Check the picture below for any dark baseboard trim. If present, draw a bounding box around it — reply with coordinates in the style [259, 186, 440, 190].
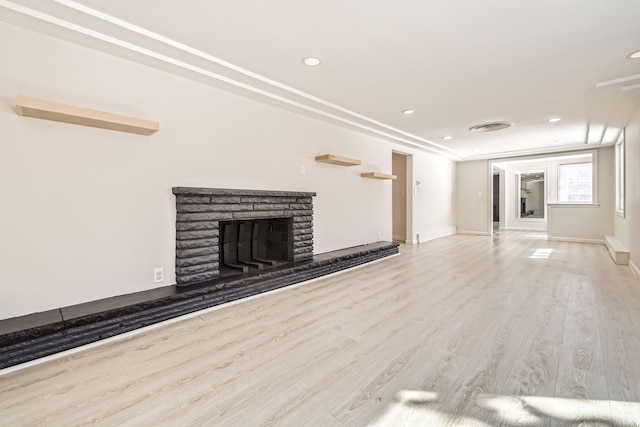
[0, 242, 398, 370]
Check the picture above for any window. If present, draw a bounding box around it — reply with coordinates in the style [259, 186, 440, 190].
[616, 132, 625, 216]
[558, 162, 592, 203]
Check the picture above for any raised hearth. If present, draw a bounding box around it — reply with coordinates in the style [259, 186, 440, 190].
[174, 187, 316, 285]
[0, 242, 399, 370]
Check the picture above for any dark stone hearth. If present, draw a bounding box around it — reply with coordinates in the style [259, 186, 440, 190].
[173, 187, 316, 286]
[0, 242, 399, 370]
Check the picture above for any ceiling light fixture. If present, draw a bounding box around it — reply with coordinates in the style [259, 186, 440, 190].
[548, 117, 562, 123]
[555, 139, 564, 143]
[302, 57, 321, 67]
[469, 121, 512, 132]
[441, 135, 452, 140]
[628, 50, 640, 59]
[402, 109, 415, 115]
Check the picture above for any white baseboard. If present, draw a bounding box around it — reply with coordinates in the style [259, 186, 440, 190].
[630, 260, 640, 281]
[406, 227, 456, 244]
[421, 227, 457, 241]
[457, 230, 490, 236]
[507, 226, 547, 232]
[548, 236, 606, 245]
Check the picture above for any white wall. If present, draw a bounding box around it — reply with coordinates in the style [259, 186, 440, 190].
[455, 160, 489, 235]
[547, 147, 614, 243]
[0, 22, 455, 319]
[616, 109, 640, 277]
[412, 151, 456, 242]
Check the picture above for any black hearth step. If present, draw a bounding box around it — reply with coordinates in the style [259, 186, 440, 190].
[0, 242, 399, 370]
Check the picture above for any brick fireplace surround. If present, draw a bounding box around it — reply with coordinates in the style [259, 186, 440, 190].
[173, 187, 316, 285]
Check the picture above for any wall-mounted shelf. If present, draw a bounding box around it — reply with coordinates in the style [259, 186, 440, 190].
[315, 154, 361, 166]
[15, 96, 159, 136]
[361, 172, 397, 180]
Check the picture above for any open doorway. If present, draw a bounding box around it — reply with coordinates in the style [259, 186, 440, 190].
[492, 166, 506, 234]
[392, 151, 413, 244]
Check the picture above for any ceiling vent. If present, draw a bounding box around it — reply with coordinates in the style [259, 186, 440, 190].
[469, 121, 512, 132]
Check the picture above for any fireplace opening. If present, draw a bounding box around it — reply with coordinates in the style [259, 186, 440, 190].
[220, 217, 294, 277]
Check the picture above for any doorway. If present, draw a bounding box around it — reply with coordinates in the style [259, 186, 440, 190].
[492, 166, 506, 233]
[392, 152, 408, 243]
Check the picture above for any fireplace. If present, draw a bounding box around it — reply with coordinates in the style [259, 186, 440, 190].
[219, 217, 293, 276]
[173, 187, 315, 285]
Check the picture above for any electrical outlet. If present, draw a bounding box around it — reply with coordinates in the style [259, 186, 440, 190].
[376, 231, 381, 240]
[300, 165, 306, 176]
[153, 267, 164, 283]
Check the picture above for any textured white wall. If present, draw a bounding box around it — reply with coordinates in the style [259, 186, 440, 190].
[0, 22, 455, 319]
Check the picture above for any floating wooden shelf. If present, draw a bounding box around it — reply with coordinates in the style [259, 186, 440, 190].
[361, 172, 397, 180]
[314, 154, 361, 166]
[15, 96, 159, 136]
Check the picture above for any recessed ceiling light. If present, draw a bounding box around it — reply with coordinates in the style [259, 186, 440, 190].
[402, 109, 415, 115]
[628, 50, 640, 59]
[548, 117, 562, 123]
[555, 139, 564, 143]
[441, 135, 452, 140]
[302, 57, 321, 66]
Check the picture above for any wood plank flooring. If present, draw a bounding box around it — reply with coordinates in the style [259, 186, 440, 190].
[1, 231, 640, 426]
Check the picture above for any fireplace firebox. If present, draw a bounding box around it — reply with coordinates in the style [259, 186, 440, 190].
[219, 218, 293, 276]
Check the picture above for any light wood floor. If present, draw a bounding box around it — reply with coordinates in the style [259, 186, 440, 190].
[2, 231, 640, 426]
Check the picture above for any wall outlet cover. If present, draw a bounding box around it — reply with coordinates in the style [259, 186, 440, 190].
[153, 267, 164, 283]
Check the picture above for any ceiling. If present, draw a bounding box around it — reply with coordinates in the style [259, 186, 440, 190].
[1, 0, 639, 160]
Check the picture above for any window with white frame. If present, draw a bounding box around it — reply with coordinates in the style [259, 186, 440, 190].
[616, 132, 625, 216]
[558, 162, 593, 203]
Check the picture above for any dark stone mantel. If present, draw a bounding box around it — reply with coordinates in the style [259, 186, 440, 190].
[173, 187, 316, 197]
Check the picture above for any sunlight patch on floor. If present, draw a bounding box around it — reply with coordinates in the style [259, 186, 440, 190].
[370, 390, 640, 426]
[525, 234, 547, 239]
[530, 248, 553, 259]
